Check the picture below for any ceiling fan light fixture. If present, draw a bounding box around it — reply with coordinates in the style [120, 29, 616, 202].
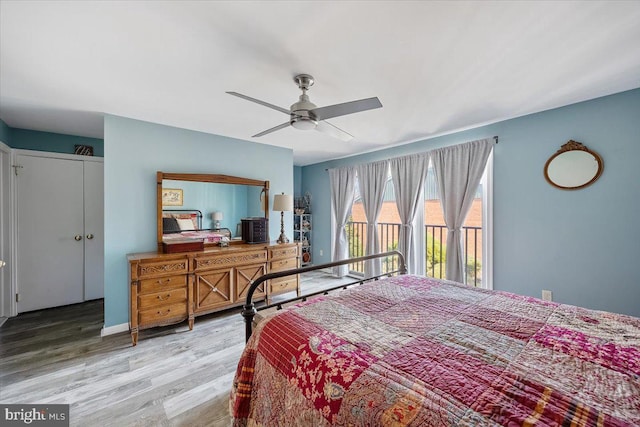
[290, 116, 317, 131]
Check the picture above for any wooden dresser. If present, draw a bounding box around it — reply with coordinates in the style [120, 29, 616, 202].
[128, 242, 300, 345]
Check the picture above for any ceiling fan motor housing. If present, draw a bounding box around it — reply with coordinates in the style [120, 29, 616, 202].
[290, 93, 318, 130]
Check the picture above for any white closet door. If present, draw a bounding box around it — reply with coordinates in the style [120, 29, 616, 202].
[0, 143, 11, 317]
[17, 154, 84, 312]
[84, 161, 104, 300]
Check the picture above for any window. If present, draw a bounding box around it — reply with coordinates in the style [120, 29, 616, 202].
[345, 151, 493, 288]
[347, 169, 399, 275]
[424, 153, 493, 288]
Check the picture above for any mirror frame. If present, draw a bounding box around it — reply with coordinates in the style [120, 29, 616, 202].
[544, 140, 603, 190]
[157, 171, 269, 251]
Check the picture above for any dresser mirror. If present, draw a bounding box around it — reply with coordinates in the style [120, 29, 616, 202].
[156, 172, 269, 251]
[544, 140, 603, 190]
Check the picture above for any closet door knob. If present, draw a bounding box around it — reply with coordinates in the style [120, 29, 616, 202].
[74, 235, 83, 241]
[86, 234, 94, 240]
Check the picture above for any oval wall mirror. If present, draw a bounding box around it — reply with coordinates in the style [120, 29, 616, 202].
[544, 140, 603, 190]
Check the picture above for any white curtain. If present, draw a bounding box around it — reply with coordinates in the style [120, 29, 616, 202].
[432, 139, 493, 283]
[390, 153, 429, 274]
[329, 166, 357, 277]
[356, 160, 389, 278]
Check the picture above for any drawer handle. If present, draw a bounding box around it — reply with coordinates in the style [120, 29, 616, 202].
[156, 278, 171, 285]
[157, 308, 171, 316]
[157, 294, 171, 301]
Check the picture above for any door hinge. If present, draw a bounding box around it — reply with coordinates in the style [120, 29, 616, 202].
[15, 293, 20, 302]
[12, 164, 24, 176]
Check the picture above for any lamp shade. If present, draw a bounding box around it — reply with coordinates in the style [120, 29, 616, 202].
[212, 211, 223, 221]
[273, 193, 293, 212]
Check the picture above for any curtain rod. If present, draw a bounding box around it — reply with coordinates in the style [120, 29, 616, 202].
[324, 136, 499, 171]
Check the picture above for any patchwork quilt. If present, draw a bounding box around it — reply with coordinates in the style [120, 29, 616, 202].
[230, 275, 640, 426]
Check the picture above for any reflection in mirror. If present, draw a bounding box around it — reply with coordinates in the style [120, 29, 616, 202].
[162, 180, 264, 230]
[544, 140, 603, 190]
[157, 172, 269, 251]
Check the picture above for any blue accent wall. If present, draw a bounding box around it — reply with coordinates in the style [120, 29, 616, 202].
[301, 88, 640, 317]
[0, 119, 11, 144]
[293, 166, 302, 197]
[10, 128, 104, 156]
[103, 115, 294, 327]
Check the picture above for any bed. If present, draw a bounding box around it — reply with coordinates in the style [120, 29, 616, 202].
[230, 251, 640, 426]
[162, 209, 231, 243]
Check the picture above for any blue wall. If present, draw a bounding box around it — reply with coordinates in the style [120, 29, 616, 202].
[294, 166, 302, 198]
[10, 128, 104, 156]
[0, 119, 11, 144]
[301, 88, 640, 317]
[104, 115, 294, 327]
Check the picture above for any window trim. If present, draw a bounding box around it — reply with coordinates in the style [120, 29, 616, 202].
[481, 150, 494, 290]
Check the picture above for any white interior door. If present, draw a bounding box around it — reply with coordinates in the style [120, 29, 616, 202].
[83, 161, 104, 300]
[17, 154, 84, 312]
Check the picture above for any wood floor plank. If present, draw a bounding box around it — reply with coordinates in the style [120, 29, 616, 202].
[163, 371, 236, 420]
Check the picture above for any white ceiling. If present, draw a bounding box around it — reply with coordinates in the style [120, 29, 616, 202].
[1, 1, 639, 166]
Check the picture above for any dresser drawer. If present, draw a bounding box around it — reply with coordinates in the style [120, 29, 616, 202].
[139, 275, 187, 294]
[269, 245, 298, 260]
[270, 257, 298, 272]
[269, 276, 298, 295]
[136, 259, 188, 279]
[138, 288, 187, 309]
[194, 250, 267, 271]
[139, 302, 187, 326]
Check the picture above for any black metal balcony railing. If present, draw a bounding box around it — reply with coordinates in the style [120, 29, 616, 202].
[345, 221, 482, 287]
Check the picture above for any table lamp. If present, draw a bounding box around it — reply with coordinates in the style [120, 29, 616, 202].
[273, 193, 293, 244]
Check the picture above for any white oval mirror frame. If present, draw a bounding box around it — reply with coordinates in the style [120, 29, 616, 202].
[544, 140, 603, 190]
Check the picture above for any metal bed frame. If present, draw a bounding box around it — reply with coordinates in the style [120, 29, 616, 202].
[242, 250, 406, 342]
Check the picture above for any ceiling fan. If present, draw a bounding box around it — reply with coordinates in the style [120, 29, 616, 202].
[227, 74, 382, 142]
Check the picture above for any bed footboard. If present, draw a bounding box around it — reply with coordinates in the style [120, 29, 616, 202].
[241, 250, 406, 341]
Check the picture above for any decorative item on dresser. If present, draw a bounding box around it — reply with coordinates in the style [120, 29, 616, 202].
[241, 217, 268, 244]
[273, 192, 293, 244]
[129, 242, 300, 346]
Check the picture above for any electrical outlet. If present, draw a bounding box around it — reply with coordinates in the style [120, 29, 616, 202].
[319, 249, 323, 256]
[541, 290, 553, 301]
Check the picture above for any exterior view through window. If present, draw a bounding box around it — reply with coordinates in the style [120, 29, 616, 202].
[346, 158, 491, 288]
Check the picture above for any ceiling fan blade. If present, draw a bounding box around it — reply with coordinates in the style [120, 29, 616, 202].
[226, 91, 290, 115]
[315, 120, 354, 142]
[310, 97, 382, 121]
[252, 122, 290, 138]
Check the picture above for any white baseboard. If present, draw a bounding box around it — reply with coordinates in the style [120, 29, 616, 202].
[101, 322, 129, 337]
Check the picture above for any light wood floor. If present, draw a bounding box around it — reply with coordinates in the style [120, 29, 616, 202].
[0, 271, 354, 426]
